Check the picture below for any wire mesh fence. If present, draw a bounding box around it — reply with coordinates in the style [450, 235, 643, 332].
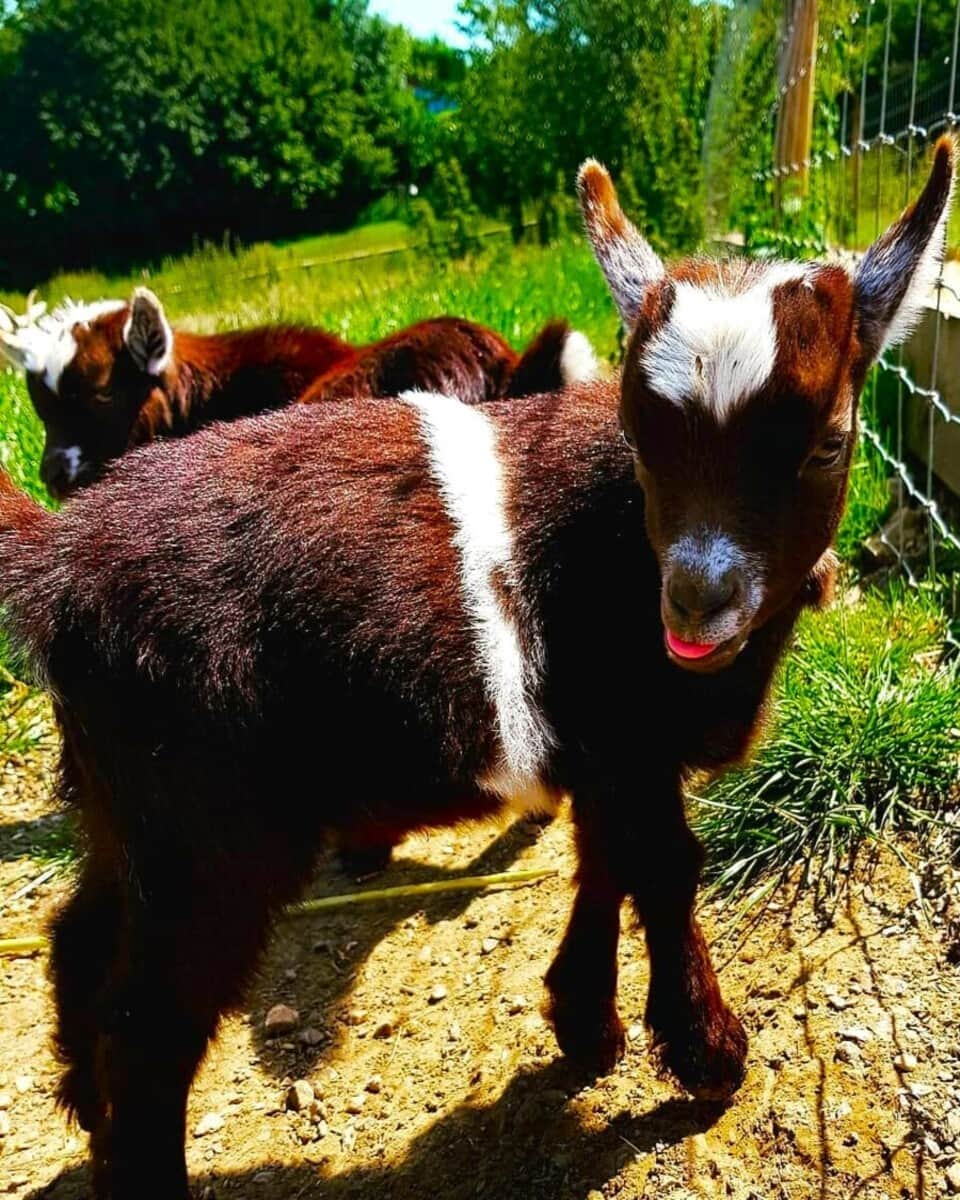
[704, 0, 960, 598]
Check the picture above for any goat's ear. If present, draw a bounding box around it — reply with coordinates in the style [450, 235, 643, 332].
[0, 331, 40, 374]
[123, 287, 173, 375]
[576, 159, 665, 326]
[854, 136, 956, 363]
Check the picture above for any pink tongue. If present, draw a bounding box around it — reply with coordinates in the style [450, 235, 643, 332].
[665, 630, 718, 660]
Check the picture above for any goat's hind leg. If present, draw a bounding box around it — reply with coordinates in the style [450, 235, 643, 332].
[49, 863, 121, 1136]
[97, 852, 297, 1200]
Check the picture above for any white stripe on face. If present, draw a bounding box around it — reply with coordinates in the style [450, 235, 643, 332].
[61, 446, 83, 483]
[44, 300, 127, 394]
[641, 263, 812, 418]
[402, 390, 554, 802]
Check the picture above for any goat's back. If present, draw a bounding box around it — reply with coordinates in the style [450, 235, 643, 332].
[7, 384, 633, 834]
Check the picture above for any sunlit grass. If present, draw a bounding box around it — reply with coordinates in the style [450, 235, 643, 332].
[694, 584, 959, 892]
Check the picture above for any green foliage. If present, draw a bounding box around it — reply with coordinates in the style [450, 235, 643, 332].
[454, 0, 723, 255]
[0, 0, 737, 279]
[835, 435, 892, 563]
[0, 0, 438, 278]
[693, 586, 960, 892]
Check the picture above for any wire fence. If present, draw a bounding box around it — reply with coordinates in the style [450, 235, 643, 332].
[708, 0, 960, 596]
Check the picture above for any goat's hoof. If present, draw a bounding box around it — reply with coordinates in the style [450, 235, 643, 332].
[651, 1005, 748, 1101]
[549, 995, 625, 1073]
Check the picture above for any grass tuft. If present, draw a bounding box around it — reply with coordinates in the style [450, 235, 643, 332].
[694, 585, 960, 892]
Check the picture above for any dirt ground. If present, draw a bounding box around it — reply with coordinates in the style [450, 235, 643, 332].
[3, 740, 960, 1200]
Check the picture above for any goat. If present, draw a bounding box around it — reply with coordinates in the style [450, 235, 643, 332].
[0, 138, 952, 1199]
[0, 293, 596, 499]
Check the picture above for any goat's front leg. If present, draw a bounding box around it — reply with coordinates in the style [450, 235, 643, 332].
[546, 781, 746, 1098]
[631, 789, 747, 1100]
[545, 801, 626, 1071]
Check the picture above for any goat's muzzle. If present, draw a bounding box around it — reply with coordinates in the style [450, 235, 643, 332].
[660, 535, 758, 672]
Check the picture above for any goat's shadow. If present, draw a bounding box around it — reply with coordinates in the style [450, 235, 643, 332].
[34, 1058, 727, 1199]
[248, 815, 549, 1079]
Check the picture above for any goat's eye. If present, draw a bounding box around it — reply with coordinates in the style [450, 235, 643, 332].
[806, 435, 846, 469]
[620, 423, 638, 454]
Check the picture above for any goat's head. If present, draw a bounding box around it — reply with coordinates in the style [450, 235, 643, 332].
[578, 137, 955, 674]
[0, 287, 174, 499]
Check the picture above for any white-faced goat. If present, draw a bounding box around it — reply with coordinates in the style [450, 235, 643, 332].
[0, 138, 953, 1199]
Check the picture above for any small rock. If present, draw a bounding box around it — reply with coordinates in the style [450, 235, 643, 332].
[894, 1052, 918, 1072]
[0, 1094, 10, 1111]
[366, 1075, 382, 1094]
[13, 1076, 31, 1095]
[417, 945, 433, 965]
[373, 1017, 395, 1039]
[947, 1108, 960, 1138]
[428, 985, 447, 1004]
[307, 1100, 327, 1125]
[507, 996, 526, 1015]
[341, 1123, 357, 1152]
[481, 938, 498, 955]
[946, 1163, 960, 1193]
[193, 1112, 224, 1138]
[828, 995, 851, 1011]
[909, 1082, 933, 1098]
[837, 1026, 873, 1044]
[0, 1112, 10, 1138]
[252, 1173, 275, 1186]
[346, 1093, 366, 1115]
[343, 1008, 367, 1027]
[836, 1042, 862, 1065]
[299, 1027, 325, 1047]
[925, 1137, 942, 1157]
[264, 1004, 299, 1038]
[448, 1022, 462, 1042]
[286, 1080, 314, 1112]
[627, 1023, 644, 1042]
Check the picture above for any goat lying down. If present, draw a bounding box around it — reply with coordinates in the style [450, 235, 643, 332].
[0, 294, 596, 499]
[0, 139, 953, 1198]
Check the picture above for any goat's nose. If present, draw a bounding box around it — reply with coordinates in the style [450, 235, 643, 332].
[665, 565, 741, 621]
[42, 452, 78, 499]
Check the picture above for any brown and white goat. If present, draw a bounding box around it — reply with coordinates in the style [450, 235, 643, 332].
[0, 293, 596, 499]
[0, 138, 952, 1199]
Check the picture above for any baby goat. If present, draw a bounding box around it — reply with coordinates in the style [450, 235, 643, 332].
[0, 139, 952, 1199]
[0, 293, 595, 498]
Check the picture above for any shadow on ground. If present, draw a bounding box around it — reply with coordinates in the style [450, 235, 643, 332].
[247, 816, 550, 1081]
[33, 1058, 726, 1200]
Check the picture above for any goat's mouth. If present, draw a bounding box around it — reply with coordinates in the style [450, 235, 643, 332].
[663, 628, 748, 673]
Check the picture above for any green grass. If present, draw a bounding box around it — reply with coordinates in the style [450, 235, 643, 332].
[836, 435, 892, 564]
[693, 585, 959, 892]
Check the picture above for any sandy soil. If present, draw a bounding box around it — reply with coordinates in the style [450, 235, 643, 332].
[3, 740, 960, 1200]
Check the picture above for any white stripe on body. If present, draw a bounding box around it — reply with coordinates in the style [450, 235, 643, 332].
[402, 390, 557, 816]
